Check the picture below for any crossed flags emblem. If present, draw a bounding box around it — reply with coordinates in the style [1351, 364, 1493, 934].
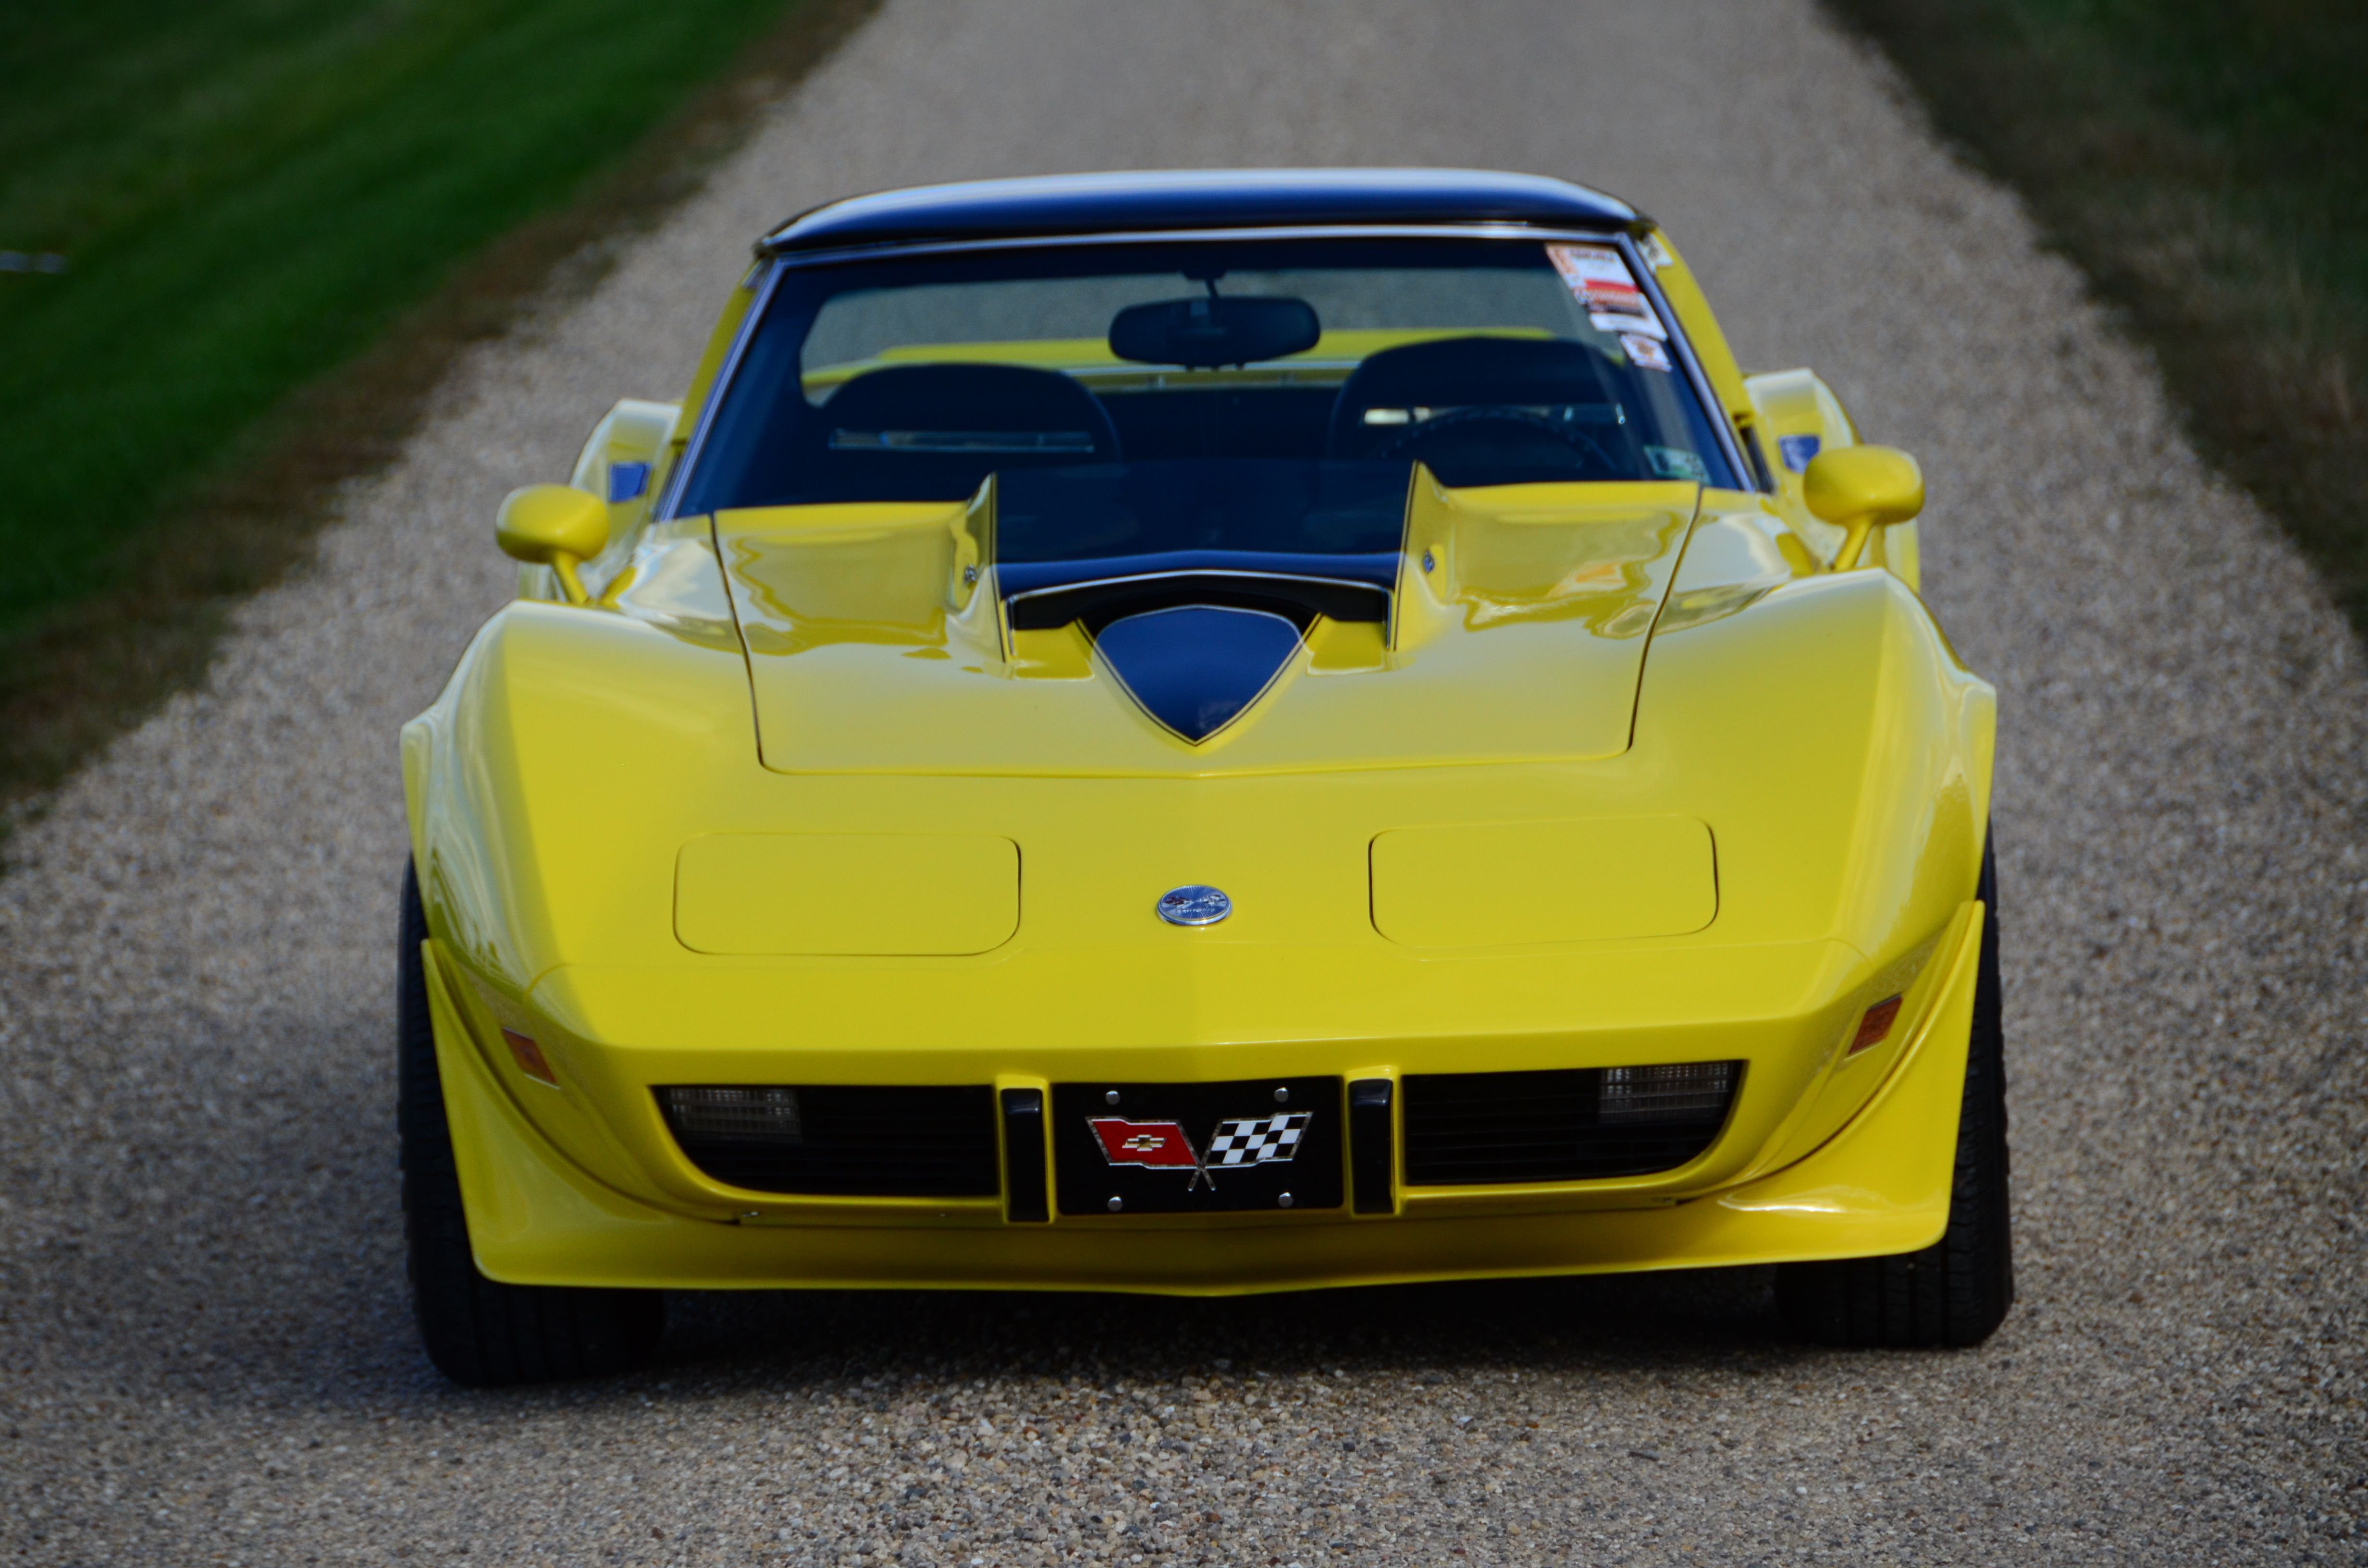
[1089, 1113, 1310, 1190]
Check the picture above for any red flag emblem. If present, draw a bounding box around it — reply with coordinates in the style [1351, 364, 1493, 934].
[1088, 1117, 1199, 1168]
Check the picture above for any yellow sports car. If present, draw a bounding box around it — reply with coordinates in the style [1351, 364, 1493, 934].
[398, 170, 2008, 1385]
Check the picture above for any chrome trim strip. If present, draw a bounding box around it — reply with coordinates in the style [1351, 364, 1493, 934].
[656, 258, 785, 522]
[1612, 231, 1755, 493]
[760, 222, 1634, 268]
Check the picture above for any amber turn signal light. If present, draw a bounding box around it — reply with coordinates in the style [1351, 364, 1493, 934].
[1849, 996, 1904, 1054]
[501, 1028, 558, 1085]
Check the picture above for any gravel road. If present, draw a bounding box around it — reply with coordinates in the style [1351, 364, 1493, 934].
[4, 2, 2363, 1563]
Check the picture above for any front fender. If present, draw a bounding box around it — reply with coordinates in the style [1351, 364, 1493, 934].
[1637, 568, 1994, 1171]
[1642, 566, 1992, 959]
[403, 600, 759, 997]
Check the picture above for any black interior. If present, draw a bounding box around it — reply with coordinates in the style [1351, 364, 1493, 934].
[741, 335, 1666, 507]
[1327, 335, 1636, 484]
[793, 362, 1122, 502]
[1098, 385, 1336, 462]
[995, 461, 1408, 563]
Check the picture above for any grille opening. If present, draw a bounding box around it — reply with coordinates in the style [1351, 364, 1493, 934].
[1403, 1062, 1740, 1185]
[657, 1084, 997, 1197]
[1599, 1062, 1737, 1123]
[664, 1086, 802, 1140]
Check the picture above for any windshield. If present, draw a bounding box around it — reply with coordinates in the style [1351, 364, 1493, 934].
[676, 236, 1740, 564]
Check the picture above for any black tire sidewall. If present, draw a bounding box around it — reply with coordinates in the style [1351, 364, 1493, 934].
[396, 860, 663, 1385]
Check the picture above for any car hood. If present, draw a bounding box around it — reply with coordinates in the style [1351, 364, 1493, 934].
[712, 473, 1704, 776]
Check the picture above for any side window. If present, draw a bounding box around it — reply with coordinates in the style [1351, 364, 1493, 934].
[1733, 416, 1778, 493]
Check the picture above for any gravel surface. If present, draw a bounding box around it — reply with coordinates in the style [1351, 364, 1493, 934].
[3, 2, 2363, 1563]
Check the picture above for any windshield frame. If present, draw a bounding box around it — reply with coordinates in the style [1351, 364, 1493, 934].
[655, 225, 1751, 523]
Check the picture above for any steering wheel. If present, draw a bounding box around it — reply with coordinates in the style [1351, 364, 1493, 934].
[1366, 406, 1619, 478]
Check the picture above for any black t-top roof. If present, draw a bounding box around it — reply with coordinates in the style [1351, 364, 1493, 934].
[758, 169, 1642, 255]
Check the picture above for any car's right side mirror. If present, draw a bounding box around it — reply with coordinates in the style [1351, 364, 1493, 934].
[1802, 445, 1924, 571]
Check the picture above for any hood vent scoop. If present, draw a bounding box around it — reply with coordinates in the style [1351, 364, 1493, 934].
[1094, 605, 1303, 743]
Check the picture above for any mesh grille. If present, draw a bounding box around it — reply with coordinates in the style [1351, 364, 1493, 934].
[1402, 1063, 1740, 1185]
[657, 1084, 998, 1197]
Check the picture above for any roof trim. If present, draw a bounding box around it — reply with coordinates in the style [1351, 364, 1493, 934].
[763, 223, 1644, 270]
[758, 169, 1644, 256]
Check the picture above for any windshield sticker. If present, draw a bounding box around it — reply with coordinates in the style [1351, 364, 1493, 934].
[1620, 332, 1672, 372]
[1645, 445, 1711, 482]
[1638, 232, 1676, 270]
[1547, 243, 1666, 339]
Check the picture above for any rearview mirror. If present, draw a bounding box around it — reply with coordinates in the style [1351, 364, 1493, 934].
[1802, 445, 1923, 570]
[496, 484, 608, 604]
[1109, 295, 1321, 369]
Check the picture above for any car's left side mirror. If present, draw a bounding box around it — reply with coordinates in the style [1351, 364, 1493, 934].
[496, 484, 609, 605]
[1802, 445, 1924, 571]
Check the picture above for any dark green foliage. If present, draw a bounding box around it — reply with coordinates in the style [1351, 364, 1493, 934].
[0, 0, 794, 632]
[1830, 0, 2368, 632]
[0, 1, 876, 824]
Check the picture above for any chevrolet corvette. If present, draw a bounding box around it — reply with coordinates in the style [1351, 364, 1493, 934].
[396, 170, 2009, 1385]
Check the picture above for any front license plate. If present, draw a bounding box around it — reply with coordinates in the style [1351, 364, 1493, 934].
[1053, 1077, 1344, 1215]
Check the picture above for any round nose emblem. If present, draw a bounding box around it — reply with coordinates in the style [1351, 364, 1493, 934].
[1156, 884, 1232, 927]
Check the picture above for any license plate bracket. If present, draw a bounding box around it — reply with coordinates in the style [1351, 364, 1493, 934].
[1053, 1077, 1344, 1214]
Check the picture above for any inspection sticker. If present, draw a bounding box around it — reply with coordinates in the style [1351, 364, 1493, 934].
[1546, 242, 1665, 338]
[1620, 332, 1672, 372]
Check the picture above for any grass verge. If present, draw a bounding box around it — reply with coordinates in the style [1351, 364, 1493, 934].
[0, 0, 876, 822]
[1827, 0, 2368, 635]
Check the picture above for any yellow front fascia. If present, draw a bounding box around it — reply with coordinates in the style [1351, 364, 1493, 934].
[425, 906, 1982, 1291]
[403, 556, 1992, 1277]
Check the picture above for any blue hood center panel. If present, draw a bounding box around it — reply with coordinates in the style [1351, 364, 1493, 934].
[1094, 606, 1305, 743]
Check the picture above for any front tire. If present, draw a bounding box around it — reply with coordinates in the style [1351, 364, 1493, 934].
[398, 861, 664, 1385]
[1776, 836, 2014, 1348]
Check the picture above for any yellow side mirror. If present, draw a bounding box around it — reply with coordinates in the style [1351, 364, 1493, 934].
[1802, 445, 1924, 571]
[496, 484, 608, 605]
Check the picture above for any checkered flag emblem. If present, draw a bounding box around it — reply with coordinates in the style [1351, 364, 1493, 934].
[1202, 1113, 1311, 1167]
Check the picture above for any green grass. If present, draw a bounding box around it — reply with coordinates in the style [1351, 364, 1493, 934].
[1828, 0, 2368, 634]
[0, 0, 865, 811]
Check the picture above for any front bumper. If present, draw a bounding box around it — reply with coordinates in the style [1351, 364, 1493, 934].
[421, 907, 1984, 1294]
